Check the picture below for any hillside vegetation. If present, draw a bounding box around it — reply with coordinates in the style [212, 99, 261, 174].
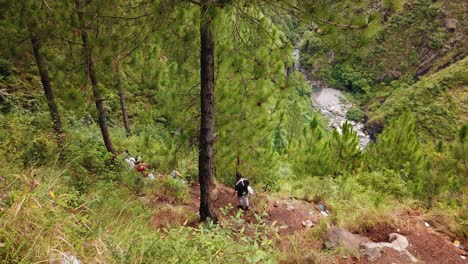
[0, 0, 466, 263]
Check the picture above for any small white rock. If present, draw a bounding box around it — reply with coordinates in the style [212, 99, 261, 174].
[301, 219, 314, 228]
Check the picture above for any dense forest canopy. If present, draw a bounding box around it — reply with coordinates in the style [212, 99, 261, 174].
[0, 0, 466, 263]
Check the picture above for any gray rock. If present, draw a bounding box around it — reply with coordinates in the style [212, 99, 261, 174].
[286, 204, 295, 211]
[60, 252, 81, 264]
[324, 227, 370, 251]
[302, 219, 314, 228]
[360, 246, 382, 262]
[389, 233, 409, 250]
[360, 233, 418, 263]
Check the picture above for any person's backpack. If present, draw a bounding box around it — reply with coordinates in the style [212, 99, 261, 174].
[248, 185, 254, 195]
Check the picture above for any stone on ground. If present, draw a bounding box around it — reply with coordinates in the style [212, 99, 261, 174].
[324, 227, 370, 251]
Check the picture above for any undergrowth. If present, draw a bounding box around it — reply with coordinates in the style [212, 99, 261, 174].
[0, 165, 277, 263]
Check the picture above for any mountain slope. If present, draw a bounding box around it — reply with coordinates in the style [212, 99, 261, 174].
[367, 57, 467, 141]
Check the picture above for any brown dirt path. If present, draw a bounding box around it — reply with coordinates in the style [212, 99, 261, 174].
[186, 183, 324, 235]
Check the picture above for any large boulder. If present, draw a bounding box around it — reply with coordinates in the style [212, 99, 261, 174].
[324, 227, 370, 251]
[360, 233, 418, 263]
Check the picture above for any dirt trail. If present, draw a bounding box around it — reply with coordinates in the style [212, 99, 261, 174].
[187, 183, 325, 235]
[150, 183, 467, 263]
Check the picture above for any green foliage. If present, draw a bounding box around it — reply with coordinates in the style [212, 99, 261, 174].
[0, 58, 14, 77]
[451, 124, 468, 177]
[366, 112, 423, 179]
[0, 167, 276, 263]
[346, 107, 365, 122]
[331, 64, 372, 93]
[157, 177, 190, 203]
[290, 117, 332, 177]
[368, 58, 468, 141]
[356, 169, 409, 198]
[329, 122, 361, 173]
[0, 1, 466, 262]
[0, 112, 56, 167]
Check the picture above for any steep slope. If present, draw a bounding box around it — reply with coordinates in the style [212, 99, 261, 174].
[367, 58, 467, 141]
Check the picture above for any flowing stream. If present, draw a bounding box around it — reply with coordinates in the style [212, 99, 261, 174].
[294, 48, 371, 148]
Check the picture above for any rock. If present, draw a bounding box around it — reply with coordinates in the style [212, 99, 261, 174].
[302, 219, 314, 228]
[360, 233, 418, 263]
[273, 201, 279, 207]
[424, 221, 430, 227]
[360, 246, 382, 262]
[389, 233, 409, 250]
[324, 227, 370, 251]
[60, 252, 81, 264]
[286, 204, 295, 211]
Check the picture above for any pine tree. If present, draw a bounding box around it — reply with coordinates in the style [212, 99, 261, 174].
[114, 57, 131, 137]
[198, 0, 218, 222]
[290, 117, 332, 177]
[2, 1, 64, 145]
[74, 0, 116, 154]
[329, 121, 361, 174]
[366, 112, 424, 179]
[452, 124, 468, 178]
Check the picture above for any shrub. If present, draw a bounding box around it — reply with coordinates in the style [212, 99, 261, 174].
[331, 64, 372, 93]
[356, 170, 409, 198]
[346, 107, 365, 122]
[0, 58, 14, 77]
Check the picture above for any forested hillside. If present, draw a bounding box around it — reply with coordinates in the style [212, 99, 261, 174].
[0, 0, 466, 263]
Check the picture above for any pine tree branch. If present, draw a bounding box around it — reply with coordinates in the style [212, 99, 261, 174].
[98, 14, 151, 20]
[185, 0, 201, 6]
[47, 33, 83, 46]
[315, 16, 369, 30]
[42, 0, 53, 12]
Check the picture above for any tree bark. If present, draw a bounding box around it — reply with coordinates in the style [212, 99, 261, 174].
[114, 58, 131, 137]
[30, 34, 64, 145]
[198, 0, 218, 223]
[75, 0, 116, 154]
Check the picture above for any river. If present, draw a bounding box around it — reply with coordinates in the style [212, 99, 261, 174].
[294, 48, 371, 148]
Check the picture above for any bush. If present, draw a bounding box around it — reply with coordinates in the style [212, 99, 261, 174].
[331, 64, 372, 93]
[0, 58, 14, 77]
[346, 107, 365, 122]
[356, 170, 409, 198]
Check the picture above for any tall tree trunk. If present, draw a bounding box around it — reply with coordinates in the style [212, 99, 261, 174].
[198, 0, 218, 222]
[30, 34, 64, 145]
[75, 0, 116, 154]
[114, 58, 131, 137]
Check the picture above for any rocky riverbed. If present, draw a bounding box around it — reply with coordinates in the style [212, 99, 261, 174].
[294, 48, 371, 148]
[310, 83, 371, 148]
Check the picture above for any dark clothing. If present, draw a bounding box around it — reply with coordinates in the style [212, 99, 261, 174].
[235, 178, 250, 197]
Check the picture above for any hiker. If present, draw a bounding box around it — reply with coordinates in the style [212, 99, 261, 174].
[134, 160, 147, 172]
[125, 157, 136, 169]
[233, 173, 250, 210]
[124, 149, 136, 169]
